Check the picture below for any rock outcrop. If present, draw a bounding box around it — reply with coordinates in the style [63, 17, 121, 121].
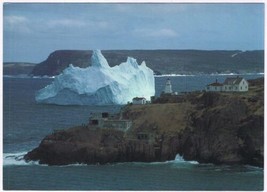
[31, 50, 91, 76]
[24, 127, 166, 165]
[24, 78, 264, 167]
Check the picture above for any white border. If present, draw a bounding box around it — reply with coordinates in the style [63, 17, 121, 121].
[1, 1, 265, 192]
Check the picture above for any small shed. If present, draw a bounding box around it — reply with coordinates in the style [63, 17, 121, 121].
[132, 97, 146, 105]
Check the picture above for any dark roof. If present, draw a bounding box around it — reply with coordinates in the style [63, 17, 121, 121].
[223, 77, 244, 85]
[133, 97, 146, 101]
[207, 82, 223, 86]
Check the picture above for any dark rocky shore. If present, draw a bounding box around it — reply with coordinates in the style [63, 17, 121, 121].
[24, 78, 264, 167]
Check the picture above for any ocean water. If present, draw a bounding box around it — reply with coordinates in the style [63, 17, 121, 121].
[3, 74, 264, 190]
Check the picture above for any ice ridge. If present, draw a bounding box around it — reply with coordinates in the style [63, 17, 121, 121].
[35, 50, 155, 105]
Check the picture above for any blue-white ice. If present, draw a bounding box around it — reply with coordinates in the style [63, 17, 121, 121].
[35, 50, 155, 105]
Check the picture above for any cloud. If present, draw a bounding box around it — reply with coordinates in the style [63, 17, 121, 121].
[47, 19, 86, 28]
[133, 28, 178, 38]
[4, 15, 31, 33]
[46, 18, 110, 32]
[4, 15, 28, 24]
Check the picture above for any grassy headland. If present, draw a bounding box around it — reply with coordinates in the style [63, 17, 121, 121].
[25, 78, 264, 167]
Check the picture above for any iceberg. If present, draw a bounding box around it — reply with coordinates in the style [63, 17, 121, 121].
[35, 50, 155, 105]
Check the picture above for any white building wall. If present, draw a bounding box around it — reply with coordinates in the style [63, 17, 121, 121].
[133, 99, 146, 105]
[238, 79, 249, 92]
[223, 85, 233, 92]
[223, 79, 248, 92]
[206, 86, 222, 92]
[207, 78, 248, 92]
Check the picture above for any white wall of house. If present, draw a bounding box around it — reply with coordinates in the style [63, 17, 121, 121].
[132, 98, 146, 105]
[223, 85, 234, 92]
[206, 85, 223, 92]
[223, 79, 248, 92]
[238, 79, 249, 92]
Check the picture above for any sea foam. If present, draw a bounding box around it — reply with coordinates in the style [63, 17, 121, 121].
[3, 152, 39, 166]
[173, 154, 199, 164]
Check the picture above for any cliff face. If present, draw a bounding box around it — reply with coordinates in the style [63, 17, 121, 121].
[181, 93, 263, 166]
[31, 50, 91, 76]
[25, 78, 264, 167]
[24, 127, 166, 165]
[181, 78, 263, 167]
[30, 50, 264, 76]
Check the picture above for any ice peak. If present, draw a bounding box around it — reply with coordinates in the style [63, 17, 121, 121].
[127, 57, 139, 68]
[141, 61, 147, 67]
[91, 50, 110, 68]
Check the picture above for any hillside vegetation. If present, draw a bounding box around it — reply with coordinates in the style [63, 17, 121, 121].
[30, 50, 264, 76]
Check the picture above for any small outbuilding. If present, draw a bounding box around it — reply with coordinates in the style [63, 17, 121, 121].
[206, 79, 223, 92]
[132, 97, 146, 105]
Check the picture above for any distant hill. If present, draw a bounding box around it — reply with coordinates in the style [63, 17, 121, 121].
[3, 62, 36, 75]
[24, 50, 265, 76]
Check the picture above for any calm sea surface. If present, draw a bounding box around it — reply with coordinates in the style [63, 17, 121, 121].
[3, 74, 264, 190]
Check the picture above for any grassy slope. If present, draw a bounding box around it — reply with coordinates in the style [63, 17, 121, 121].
[124, 78, 263, 138]
[123, 102, 193, 138]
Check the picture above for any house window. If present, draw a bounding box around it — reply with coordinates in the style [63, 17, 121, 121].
[245, 86, 247, 89]
[91, 120, 99, 125]
[207, 87, 210, 90]
[215, 87, 217, 90]
[102, 112, 109, 118]
[138, 134, 148, 140]
[241, 87, 242, 90]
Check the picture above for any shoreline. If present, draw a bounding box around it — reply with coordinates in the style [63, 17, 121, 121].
[3, 72, 265, 79]
[4, 150, 265, 169]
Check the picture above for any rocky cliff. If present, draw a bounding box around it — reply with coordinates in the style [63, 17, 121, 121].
[24, 78, 264, 167]
[30, 50, 91, 76]
[30, 50, 264, 76]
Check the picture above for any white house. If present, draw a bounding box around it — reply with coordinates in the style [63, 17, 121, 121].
[132, 97, 146, 105]
[206, 76, 249, 92]
[206, 79, 223, 92]
[223, 77, 249, 92]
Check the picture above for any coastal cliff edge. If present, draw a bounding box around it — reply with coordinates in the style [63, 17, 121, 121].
[24, 78, 264, 167]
